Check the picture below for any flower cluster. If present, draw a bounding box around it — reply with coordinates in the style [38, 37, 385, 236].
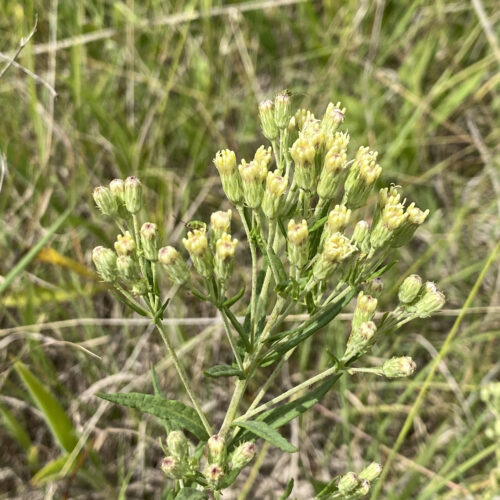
[91, 90, 445, 498]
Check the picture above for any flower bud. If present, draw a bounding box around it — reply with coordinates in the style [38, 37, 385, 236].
[352, 291, 377, 331]
[359, 462, 382, 482]
[356, 478, 371, 496]
[231, 441, 256, 470]
[158, 246, 190, 285]
[166, 430, 189, 461]
[109, 178, 125, 202]
[370, 201, 407, 249]
[287, 219, 309, 270]
[182, 228, 212, 278]
[160, 456, 185, 479]
[239, 159, 265, 208]
[398, 274, 422, 304]
[344, 320, 377, 360]
[214, 233, 238, 282]
[114, 231, 136, 256]
[321, 101, 345, 135]
[352, 220, 370, 254]
[203, 463, 224, 485]
[409, 281, 445, 317]
[253, 145, 272, 174]
[312, 232, 356, 280]
[116, 255, 141, 283]
[207, 434, 226, 465]
[301, 118, 325, 149]
[391, 202, 429, 247]
[93, 186, 118, 216]
[321, 205, 351, 249]
[92, 246, 117, 282]
[124, 176, 143, 214]
[210, 209, 232, 243]
[317, 149, 347, 200]
[364, 278, 384, 298]
[294, 108, 314, 131]
[140, 222, 159, 261]
[214, 149, 244, 204]
[262, 171, 288, 218]
[290, 136, 316, 191]
[382, 356, 416, 378]
[259, 99, 279, 140]
[274, 90, 292, 129]
[338, 472, 359, 495]
[344, 147, 381, 209]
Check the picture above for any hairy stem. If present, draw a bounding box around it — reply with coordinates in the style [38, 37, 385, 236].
[154, 319, 212, 436]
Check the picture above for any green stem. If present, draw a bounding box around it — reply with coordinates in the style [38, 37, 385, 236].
[154, 319, 212, 436]
[237, 206, 258, 347]
[220, 310, 244, 371]
[218, 297, 288, 438]
[235, 364, 339, 422]
[132, 214, 155, 305]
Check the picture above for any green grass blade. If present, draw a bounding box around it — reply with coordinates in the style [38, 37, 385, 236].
[14, 361, 79, 454]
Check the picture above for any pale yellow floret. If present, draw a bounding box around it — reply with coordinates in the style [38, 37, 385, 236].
[183, 228, 208, 257]
[216, 233, 238, 260]
[287, 219, 308, 246]
[214, 149, 237, 174]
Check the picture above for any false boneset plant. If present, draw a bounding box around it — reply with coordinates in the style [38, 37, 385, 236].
[91, 91, 445, 499]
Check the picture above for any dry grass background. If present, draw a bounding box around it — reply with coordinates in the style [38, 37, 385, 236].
[0, 0, 499, 498]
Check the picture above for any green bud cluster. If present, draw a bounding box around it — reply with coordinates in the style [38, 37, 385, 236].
[333, 462, 381, 499]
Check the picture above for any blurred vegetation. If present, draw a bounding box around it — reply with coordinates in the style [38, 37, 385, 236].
[0, 0, 499, 498]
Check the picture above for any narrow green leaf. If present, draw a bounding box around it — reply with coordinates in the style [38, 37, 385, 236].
[0, 402, 31, 451]
[266, 246, 288, 287]
[151, 365, 171, 434]
[233, 420, 297, 453]
[278, 478, 294, 499]
[222, 285, 245, 307]
[97, 392, 209, 441]
[31, 454, 72, 485]
[0, 210, 70, 295]
[260, 376, 340, 430]
[203, 365, 242, 379]
[174, 487, 208, 500]
[14, 361, 78, 453]
[231, 376, 340, 450]
[223, 307, 251, 351]
[262, 290, 355, 366]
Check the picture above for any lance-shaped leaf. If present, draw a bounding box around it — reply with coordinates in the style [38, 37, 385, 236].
[232, 420, 297, 453]
[204, 365, 243, 379]
[261, 289, 356, 366]
[98, 393, 209, 441]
